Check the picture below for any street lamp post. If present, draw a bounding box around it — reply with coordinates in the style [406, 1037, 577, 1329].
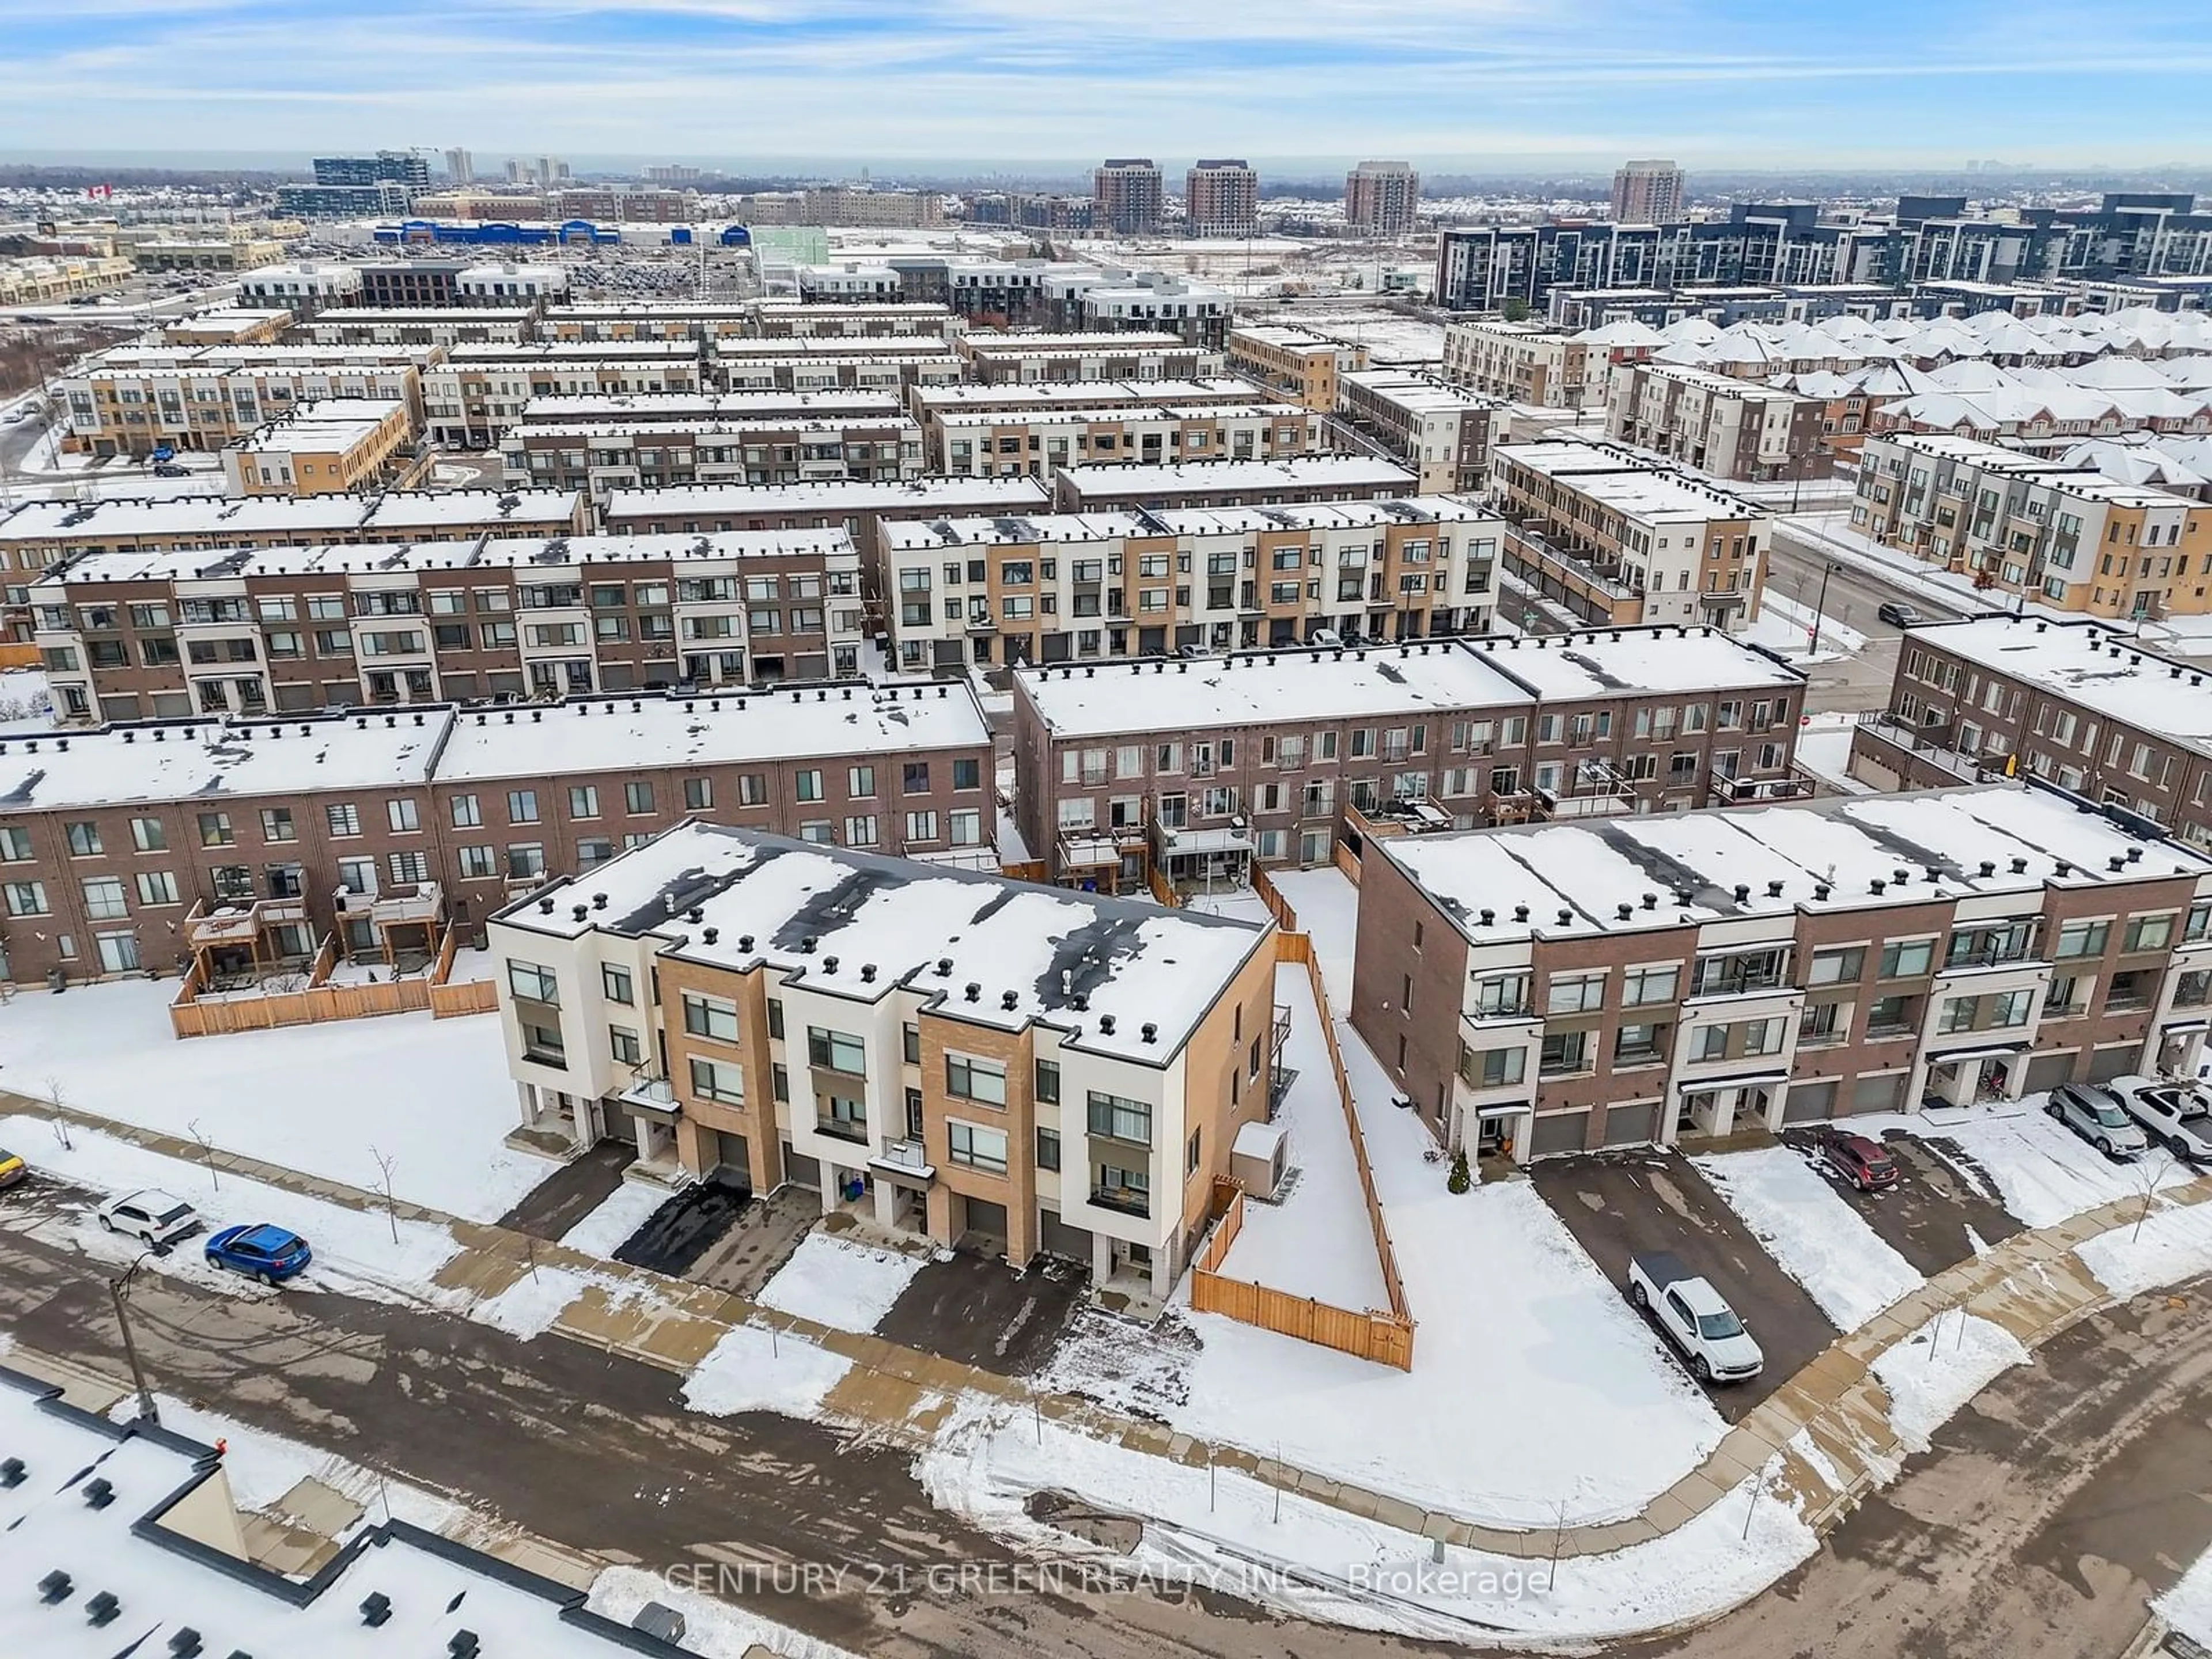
[110, 1252, 160, 1425]
[1808, 560, 1843, 657]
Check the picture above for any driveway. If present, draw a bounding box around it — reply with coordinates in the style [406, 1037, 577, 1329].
[1780, 1126, 2024, 1278]
[875, 1249, 1089, 1376]
[1529, 1150, 1838, 1419]
[493, 1141, 629, 1241]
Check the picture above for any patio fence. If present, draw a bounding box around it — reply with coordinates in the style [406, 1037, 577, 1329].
[169, 923, 495, 1037]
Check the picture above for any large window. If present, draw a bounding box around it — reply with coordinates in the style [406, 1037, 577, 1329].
[2124, 913, 2175, 954]
[807, 1026, 866, 1075]
[506, 960, 559, 1005]
[1546, 972, 1605, 1015]
[601, 963, 634, 1005]
[1620, 965, 1679, 1006]
[1877, 938, 1935, 979]
[1086, 1090, 1152, 1145]
[945, 1053, 1007, 1105]
[689, 1056, 745, 1105]
[2054, 920, 2109, 958]
[682, 992, 738, 1043]
[1808, 946, 1865, 985]
[948, 1120, 1009, 1175]
[1093, 1164, 1149, 1215]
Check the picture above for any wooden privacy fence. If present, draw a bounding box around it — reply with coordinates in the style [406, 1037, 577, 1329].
[170, 924, 496, 1037]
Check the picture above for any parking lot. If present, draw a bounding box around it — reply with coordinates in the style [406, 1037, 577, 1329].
[1781, 1127, 2025, 1278]
[1529, 1149, 1838, 1418]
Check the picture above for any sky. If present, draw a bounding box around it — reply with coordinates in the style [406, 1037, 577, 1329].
[1, 0, 2209, 173]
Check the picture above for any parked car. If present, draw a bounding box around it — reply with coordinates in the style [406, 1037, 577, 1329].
[0, 1148, 25, 1190]
[150, 463, 189, 478]
[2047, 1082, 2151, 1160]
[1627, 1251, 1764, 1382]
[204, 1223, 312, 1283]
[97, 1190, 200, 1248]
[1877, 601, 1923, 628]
[1810, 1128, 1902, 1191]
[2106, 1075, 2212, 1164]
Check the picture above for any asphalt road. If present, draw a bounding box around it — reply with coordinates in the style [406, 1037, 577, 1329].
[1764, 522, 1972, 715]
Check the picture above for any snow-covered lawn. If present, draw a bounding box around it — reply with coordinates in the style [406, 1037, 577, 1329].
[2076, 1193, 2212, 1299]
[1869, 1309, 2030, 1454]
[1693, 1145, 1923, 1329]
[756, 1230, 926, 1334]
[0, 667, 54, 733]
[1852, 1101, 2189, 1229]
[2158, 1541, 2212, 1652]
[1793, 711, 1875, 796]
[1215, 963, 1388, 1310]
[1267, 865, 1360, 1005]
[557, 1180, 670, 1257]
[682, 1323, 852, 1419]
[0, 978, 547, 1220]
[1743, 590, 1865, 665]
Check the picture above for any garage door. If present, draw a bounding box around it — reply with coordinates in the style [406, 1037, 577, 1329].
[1529, 1109, 1590, 1157]
[1782, 1080, 1836, 1124]
[960, 1196, 1010, 1243]
[782, 1145, 821, 1190]
[709, 1129, 751, 1190]
[1603, 1101, 1660, 1146]
[1850, 1072, 1907, 1115]
[1038, 1203, 1091, 1265]
[2021, 1050, 2077, 1093]
[2087, 1044, 2139, 1084]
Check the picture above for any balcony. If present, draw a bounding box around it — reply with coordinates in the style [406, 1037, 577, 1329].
[1850, 713, 2001, 786]
[616, 1074, 681, 1120]
[1535, 758, 1637, 820]
[182, 895, 307, 952]
[1089, 1185, 1150, 1219]
[815, 1114, 869, 1145]
[869, 1137, 937, 1183]
[1058, 832, 1120, 871]
[1706, 770, 1817, 808]
[336, 879, 444, 928]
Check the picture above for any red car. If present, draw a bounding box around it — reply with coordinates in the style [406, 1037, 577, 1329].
[1815, 1130, 1900, 1192]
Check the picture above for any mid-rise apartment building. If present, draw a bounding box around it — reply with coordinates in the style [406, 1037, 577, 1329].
[1014, 627, 1807, 892]
[1094, 160, 1165, 236]
[236, 262, 364, 315]
[1352, 783, 2212, 1164]
[27, 526, 863, 721]
[1050, 455, 1419, 513]
[1334, 370, 1501, 493]
[1184, 161, 1259, 238]
[1851, 432, 2210, 618]
[488, 821, 1275, 1290]
[1224, 324, 1369, 412]
[880, 496, 1509, 673]
[0, 680, 994, 986]
[1612, 160, 1686, 225]
[1345, 162, 1420, 237]
[219, 399, 418, 498]
[953, 331, 1224, 384]
[1605, 362, 1833, 482]
[1849, 615, 2212, 847]
[926, 401, 1317, 478]
[600, 475, 1055, 540]
[1441, 320, 1596, 410]
[1489, 441, 1770, 630]
[422, 343, 707, 447]
[501, 413, 924, 501]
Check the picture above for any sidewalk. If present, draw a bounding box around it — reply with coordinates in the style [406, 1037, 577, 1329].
[6, 1084, 2211, 1569]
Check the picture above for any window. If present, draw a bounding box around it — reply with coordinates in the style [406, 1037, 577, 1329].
[259, 806, 296, 843]
[602, 963, 634, 1005]
[521, 1022, 566, 1068]
[1036, 1127, 1062, 1172]
[325, 803, 361, 838]
[1546, 972, 1605, 1015]
[3, 881, 48, 916]
[682, 993, 739, 1043]
[1470, 972, 1531, 1017]
[0, 827, 25, 863]
[685, 777, 713, 811]
[625, 781, 654, 815]
[948, 1121, 1009, 1175]
[1878, 938, 1935, 979]
[1808, 946, 1865, 985]
[457, 845, 496, 878]
[689, 1055, 745, 1105]
[1865, 994, 1912, 1035]
[2055, 919, 2109, 958]
[134, 870, 179, 906]
[388, 850, 430, 884]
[1620, 965, 1678, 1006]
[844, 815, 878, 848]
[81, 876, 127, 919]
[506, 960, 559, 1004]
[1539, 1029, 1592, 1075]
[450, 794, 482, 828]
[1087, 1090, 1152, 1145]
[507, 790, 540, 825]
[387, 799, 420, 834]
[609, 1025, 643, 1066]
[1035, 1058, 1060, 1104]
[902, 761, 931, 795]
[952, 758, 981, 791]
[2124, 914, 2175, 953]
[847, 765, 874, 798]
[506, 844, 546, 879]
[129, 817, 165, 853]
[806, 1026, 866, 1075]
[946, 1053, 1007, 1105]
[1187, 1127, 1204, 1176]
[1616, 1022, 1665, 1065]
[767, 998, 784, 1040]
[904, 810, 938, 844]
[819, 1095, 867, 1140]
[1094, 1164, 1149, 1214]
[1463, 1046, 1525, 1088]
[569, 785, 599, 819]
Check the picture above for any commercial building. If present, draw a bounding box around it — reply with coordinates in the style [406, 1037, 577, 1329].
[0, 253, 135, 303]
[1335, 370, 1502, 493]
[0, 679, 991, 986]
[600, 475, 1054, 539]
[501, 411, 924, 500]
[28, 525, 868, 721]
[1049, 454, 1418, 513]
[1489, 441, 1769, 630]
[235, 262, 365, 316]
[1184, 161, 1259, 238]
[1612, 161, 1686, 224]
[1605, 362, 1833, 482]
[953, 331, 1224, 384]
[925, 399, 1316, 478]
[1850, 433, 2210, 617]
[219, 398, 419, 498]
[1013, 626, 1808, 893]
[1094, 159, 1165, 236]
[421, 342, 707, 446]
[1441, 320, 1598, 410]
[1225, 324, 1370, 412]
[487, 820, 1275, 1290]
[1351, 783, 2212, 1164]
[1345, 161, 1421, 237]
[881, 495, 1506, 673]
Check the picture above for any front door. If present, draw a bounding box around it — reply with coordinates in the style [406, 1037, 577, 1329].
[1475, 1114, 1510, 1155]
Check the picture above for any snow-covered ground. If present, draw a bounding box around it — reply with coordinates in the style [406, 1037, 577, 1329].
[1793, 711, 1875, 795]
[1868, 1309, 2030, 1453]
[756, 1230, 927, 1334]
[557, 1181, 670, 1256]
[682, 1323, 852, 1419]
[2158, 1541, 2212, 1652]
[589, 1567, 861, 1659]
[2076, 1191, 2212, 1300]
[0, 978, 547, 1219]
[1216, 963, 1388, 1310]
[1267, 865, 1361, 1005]
[1853, 1101, 2190, 1229]
[1742, 590, 1866, 666]
[1693, 1145, 1924, 1329]
[0, 667, 54, 733]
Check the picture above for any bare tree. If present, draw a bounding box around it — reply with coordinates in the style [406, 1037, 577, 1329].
[186, 1119, 218, 1191]
[44, 1073, 71, 1152]
[369, 1146, 399, 1245]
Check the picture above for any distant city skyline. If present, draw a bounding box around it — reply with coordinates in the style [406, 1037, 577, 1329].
[2, 0, 2211, 167]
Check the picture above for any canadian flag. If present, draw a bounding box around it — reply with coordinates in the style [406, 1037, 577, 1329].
[86, 183, 112, 199]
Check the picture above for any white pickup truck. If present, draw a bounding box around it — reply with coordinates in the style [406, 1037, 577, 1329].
[1628, 1251, 1764, 1384]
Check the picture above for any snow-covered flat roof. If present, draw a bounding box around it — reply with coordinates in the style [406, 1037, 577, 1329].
[1491, 442, 1764, 524]
[312, 307, 537, 325]
[1910, 615, 2212, 752]
[518, 389, 903, 421]
[1054, 455, 1418, 497]
[928, 401, 1306, 430]
[0, 709, 449, 810]
[1338, 369, 1502, 414]
[442, 340, 700, 362]
[713, 335, 956, 357]
[437, 681, 988, 782]
[1387, 782, 2212, 947]
[604, 476, 1053, 520]
[1460, 625, 1804, 696]
[500, 822, 1271, 1065]
[911, 378, 1259, 410]
[959, 331, 1198, 354]
[233, 399, 404, 455]
[0, 490, 582, 546]
[0, 1369, 687, 1659]
[882, 496, 1500, 551]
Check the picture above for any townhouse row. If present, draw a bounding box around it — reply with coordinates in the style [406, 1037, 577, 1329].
[1012, 627, 1810, 893]
[1351, 782, 2212, 1161]
[1604, 362, 1832, 483]
[0, 682, 997, 987]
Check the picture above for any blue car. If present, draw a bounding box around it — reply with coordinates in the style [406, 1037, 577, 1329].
[204, 1224, 312, 1284]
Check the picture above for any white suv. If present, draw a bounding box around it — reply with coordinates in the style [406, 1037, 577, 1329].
[2108, 1075, 2212, 1164]
[97, 1190, 202, 1248]
[2047, 1084, 2151, 1161]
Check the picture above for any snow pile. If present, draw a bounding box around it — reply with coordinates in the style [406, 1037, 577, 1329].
[2076, 1196, 2212, 1299]
[470, 1264, 660, 1342]
[557, 1182, 671, 1257]
[2157, 1544, 2212, 1652]
[1869, 1310, 2030, 1453]
[1694, 1146, 1923, 1328]
[682, 1323, 852, 1419]
[756, 1230, 926, 1334]
[0, 978, 546, 1220]
[1851, 1103, 2187, 1229]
